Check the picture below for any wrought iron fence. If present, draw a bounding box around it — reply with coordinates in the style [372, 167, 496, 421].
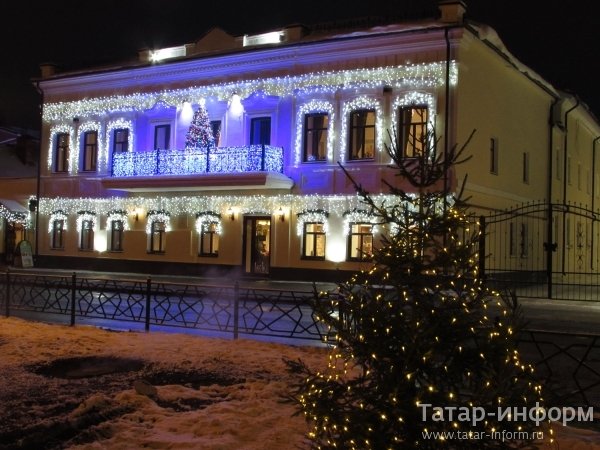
[0, 271, 332, 341]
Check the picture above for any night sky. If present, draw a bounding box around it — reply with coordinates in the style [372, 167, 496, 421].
[1, 0, 598, 131]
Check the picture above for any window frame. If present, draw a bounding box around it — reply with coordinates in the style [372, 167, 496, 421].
[154, 124, 171, 150]
[397, 104, 429, 158]
[249, 116, 271, 145]
[109, 220, 124, 252]
[54, 133, 70, 173]
[51, 219, 65, 249]
[149, 221, 166, 253]
[348, 109, 376, 161]
[198, 222, 219, 257]
[347, 222, 374, 261]
[303, 113, 329, 163]
[81, 131, 98, 172]
[79, 219, 94, 251]
[302, 222, 326, 260]
[112, 128, 129, 154]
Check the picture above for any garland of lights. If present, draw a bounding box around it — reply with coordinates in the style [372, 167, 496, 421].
[294, 100, 336, 165]
[42, 62, 457, 122]
[76, 211, 98, 232]
[195, 211, 222, 235]
[146, 210, 171, 234]
[296, 210, 330, 236]
[47, 124, 75, 171]
[339, 97, 383, 163]
[390, 91, 436, 160]
[106, 118, 134, 166]
[106, 210, 130, 231]
[39, 194, 401, 220]
[0, 204, 28, 225]
[48, 210, 69, 233]
[342, 209, 381, 236]
[76, 121, 103, 174]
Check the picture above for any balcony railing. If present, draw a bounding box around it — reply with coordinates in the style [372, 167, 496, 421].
[111, 145, 284, 177]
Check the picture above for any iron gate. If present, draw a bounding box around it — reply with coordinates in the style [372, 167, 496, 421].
[479, 201, 600, 301]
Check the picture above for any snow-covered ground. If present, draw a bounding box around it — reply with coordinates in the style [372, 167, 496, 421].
[0, 316, 598, 449]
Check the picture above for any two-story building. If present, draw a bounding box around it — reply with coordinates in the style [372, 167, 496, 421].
[30, 1, 600, 282]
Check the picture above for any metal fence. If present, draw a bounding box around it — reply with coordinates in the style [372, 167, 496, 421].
[0, 271, 332, 342]
[479, 201, 600, 301]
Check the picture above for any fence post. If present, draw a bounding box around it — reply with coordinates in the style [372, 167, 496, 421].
[233, 281, 239, 340]
[478, 216, 486, 280]
[5, 270, 10, 317]
[145, 277, 151, 332]
[70, 272, 76, 326]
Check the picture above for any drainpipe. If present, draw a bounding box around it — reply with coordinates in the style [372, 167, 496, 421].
[592, 135, 600, 270]
[545, 97, 560, 298]
[33, 81, 43, 262]
[561, 96, 580, 274]
[443, 26, 451, 214]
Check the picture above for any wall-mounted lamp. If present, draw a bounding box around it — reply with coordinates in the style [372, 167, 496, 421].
[134, 207, 144, 222]
[277, 207, 285, 222]
[228, 207, 235, 221]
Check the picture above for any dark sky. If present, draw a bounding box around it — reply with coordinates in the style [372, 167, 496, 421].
[1, 0, 598, 131]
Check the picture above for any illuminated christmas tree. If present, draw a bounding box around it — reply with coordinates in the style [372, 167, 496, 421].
[288, 129, 549, 449]
[185, 102, 214, 149]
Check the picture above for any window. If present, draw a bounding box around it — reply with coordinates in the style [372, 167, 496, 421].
[199, 222, 219, 257]
[154, 124, 171, 150]
[210, 120, 222, 147]
[302, 222, 326, 259]
[349, 109, 375, 160]
[109, 220, 124, 252]
[398, 105, 428, 157]
[113, 129, 129, 153]
[79, 220, 94, 250]
[150, 221, 166, 253]
[490, 138, 498, 174]
[250, 117, 271, 145]
[81, 131, 98, 172]
[51, 220, 64, 249]
[347, 223, 373, 261]
[522, 152, 529, 183]
[55, 133, 69, 172]
[303, 113, 328, 162]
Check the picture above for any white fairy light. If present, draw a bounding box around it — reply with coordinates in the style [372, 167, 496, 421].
[76, 211, 97, 232]
[339, 96, 384, 163]
[296, 210, 330, 236]
[42, 62, 457, 122]
[47, 124, 75, 171]
[76, 121, 103, 175]
[342, 209, 381, 236]
[106, 118, 134, 171]
[294, 100, 336, 165]
[48, 210, 69, 233]
[146, 210, 171, 234]
[106, 210, 130, 231]
[195, 212, 222, 235]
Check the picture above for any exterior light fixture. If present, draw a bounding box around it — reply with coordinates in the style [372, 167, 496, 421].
[228, 207, 235, 221]
[278, 207, 285, 222]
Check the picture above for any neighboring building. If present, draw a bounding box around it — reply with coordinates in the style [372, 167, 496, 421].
[31, 2, 600, 281]
[0, 126, 38, 264]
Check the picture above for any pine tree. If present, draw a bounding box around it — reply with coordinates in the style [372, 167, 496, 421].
[185, 103, 214, 149]
[287, 128, 548, 449]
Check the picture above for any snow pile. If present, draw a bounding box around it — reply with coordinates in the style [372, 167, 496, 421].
[0, 316, 598, 449]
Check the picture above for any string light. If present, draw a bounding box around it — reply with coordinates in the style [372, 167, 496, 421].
[47, 124, 75, 171]
[47, 210, 69, 233]
[339, 96, 383, 163]
[106, 210, 130, 231]
[75, 211, 97, 233]
[294, 100, 336, 165]
[296, 210, 330, 236]
[145, 210, 171, 234]
[195, 211, 223, 235]
[42, 62, 458, 122]
[0, 204, 28, 225]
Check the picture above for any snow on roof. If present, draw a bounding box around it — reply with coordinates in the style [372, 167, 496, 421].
[469, 22, 559, 97]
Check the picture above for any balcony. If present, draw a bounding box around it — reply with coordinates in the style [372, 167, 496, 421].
[111, 145, 284, 177]
[105, 145, 292, 192]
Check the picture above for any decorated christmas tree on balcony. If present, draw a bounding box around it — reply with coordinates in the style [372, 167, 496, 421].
[185, 101, 214, 149]
[287, 127, 549, 449]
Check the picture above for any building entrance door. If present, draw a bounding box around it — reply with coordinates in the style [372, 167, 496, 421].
[243, 216, 271, 275]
